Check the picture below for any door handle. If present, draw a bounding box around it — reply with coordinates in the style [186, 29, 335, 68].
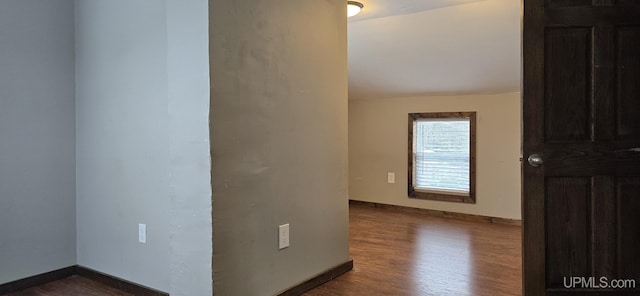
[527, 154, 543, 167]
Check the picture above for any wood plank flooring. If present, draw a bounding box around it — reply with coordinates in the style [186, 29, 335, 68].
[304, 204, 522, 296]
[3, 276, 133, 296]
[3, 204, 521, 296]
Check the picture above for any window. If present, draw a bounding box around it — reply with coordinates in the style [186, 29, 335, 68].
[408, 112, 476, 203]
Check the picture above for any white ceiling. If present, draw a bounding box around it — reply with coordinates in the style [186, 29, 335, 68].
[347, 0, 522, 100]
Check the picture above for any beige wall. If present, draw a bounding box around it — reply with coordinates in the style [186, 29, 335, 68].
[349, 92, 521, 220]
[210, 0, 349, 295]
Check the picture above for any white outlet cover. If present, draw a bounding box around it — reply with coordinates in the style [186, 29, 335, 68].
[138, 224, 147, 244]
[387, 172, 395, 183]
[278, 224, 289, 250]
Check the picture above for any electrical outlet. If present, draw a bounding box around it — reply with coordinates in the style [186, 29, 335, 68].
[278, 224, 289, 250]
[387, 172, 395, 183]
[138, 224, 146, 244]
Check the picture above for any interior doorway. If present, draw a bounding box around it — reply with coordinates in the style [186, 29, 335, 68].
[309, 0, 525, 295]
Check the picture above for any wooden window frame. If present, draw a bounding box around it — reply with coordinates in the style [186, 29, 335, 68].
[408, 112, 477, 203]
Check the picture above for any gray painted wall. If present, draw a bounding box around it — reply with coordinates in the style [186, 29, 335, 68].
[210, 0, 350, 294]
[166, 0, 213, 295]
[75, 0, 171, 290]
[75, 1, 212, 293]
[0, 0, 211, 292]
[0, 0, 76, 284]
[75, 0, 213, 292]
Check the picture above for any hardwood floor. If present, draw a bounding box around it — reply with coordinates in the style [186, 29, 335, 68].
[3, 276, 132, 296]
[3, 204, 521, 296]
[304, 204, 522, 296]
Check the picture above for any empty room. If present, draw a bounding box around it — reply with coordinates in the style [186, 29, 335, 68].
[1, 0, 639, 296]
[307, 0, 522, 295]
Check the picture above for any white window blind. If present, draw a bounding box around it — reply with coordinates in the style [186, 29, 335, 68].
[413, 118, 470, 195]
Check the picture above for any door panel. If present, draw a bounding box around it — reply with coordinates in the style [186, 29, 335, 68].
[545, 178, 591, 288]
[545, 0, 592, 8]
[544, 28, 592, 143]
[544, 0, 639, 7]
[617, 177, 640, 279]
[524, 0, 640, 295]
[591, 176, 616, 279]
[617, 0, 638, 5]
[616, 27, 640, 140]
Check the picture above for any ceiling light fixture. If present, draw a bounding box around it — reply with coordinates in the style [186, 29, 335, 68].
[347, 1, 364, 17]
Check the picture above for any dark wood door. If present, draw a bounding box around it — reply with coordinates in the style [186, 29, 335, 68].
[523, 0, 640, 295]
